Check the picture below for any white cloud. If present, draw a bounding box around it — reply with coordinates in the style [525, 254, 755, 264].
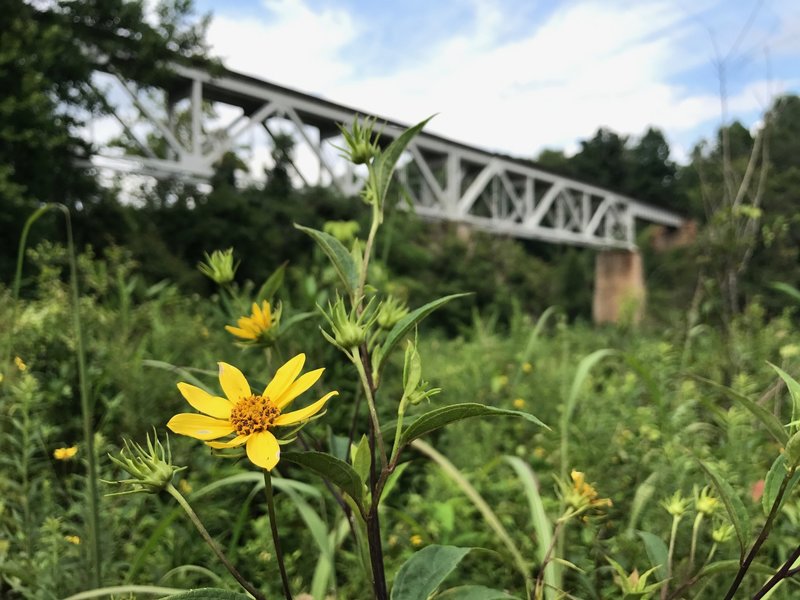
[203, 0, 795, 163]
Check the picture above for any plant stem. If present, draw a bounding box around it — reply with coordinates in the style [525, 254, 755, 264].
[723, 470, 793, 600]
[662, 514, 682, 600]
[356, 203, 381, 306]
[353, 348, 387, 469]
[366, 425, 389, 600]
[535, 519, 565, 599]
[60, 205, 102, 588]
[689, 512, 704, 569]
[263, 470, 293, 600]
[166, 484, 265, 600]
[753, 544, 800, 599]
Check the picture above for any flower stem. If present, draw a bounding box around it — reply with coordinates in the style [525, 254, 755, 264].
[661, 514, 681, 600]
[166, 483, 266, 600]
[723, 469, 793, 600]
[689, 512, 704, 569]
[263, 469, 293, 600]
[61, 205, 104, 589]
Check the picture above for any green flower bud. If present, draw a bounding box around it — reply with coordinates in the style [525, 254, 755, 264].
[660, 490, 690, 518]
[338, 117, 381, 165]
[198, 248, 238, 284]
[695, 486, 720, 516]
[712, 523, 735, 544]
[378, 296, 409, 330]
[105, 433, 185, 495]
[321, 295, 377, 351]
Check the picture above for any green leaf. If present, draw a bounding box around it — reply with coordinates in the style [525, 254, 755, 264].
[504, 456, 557, 599]
[770, 281, 800, 304]
[282, 451, 365, 512]
[294, 224, 358, 296]
[256, 261, 286, 302]
[373, 117, 434, 208]
[762, 454, 800, 515]
[627, 473, 658, 534]
[164, 589, 251, 600]
[694, 376, 789, 445]
[564, 349, 617, 422]
[391, 545, 471, 600]
[768, 362, 800, 429]
[375, 293, 471, 374]
[352, 434, 371, 483]
[636, 530, 669, 581]
[697, 460, 751, 559]
[435, 585, 518, 599]
[399, 403, 547, 449]
[381, 461, 411, 504]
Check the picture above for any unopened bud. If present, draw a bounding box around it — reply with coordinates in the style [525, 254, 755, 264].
[105, 433, 185, 495]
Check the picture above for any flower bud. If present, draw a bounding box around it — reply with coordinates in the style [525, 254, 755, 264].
[338, 117, 381, 165]
[660, 490, 690, 518]
[378, 296, 409, 330]
[198, 248, 238, 284]
[106, 433, 185, 495]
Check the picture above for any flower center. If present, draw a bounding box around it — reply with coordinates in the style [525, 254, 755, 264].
[230, 395, 281, 436]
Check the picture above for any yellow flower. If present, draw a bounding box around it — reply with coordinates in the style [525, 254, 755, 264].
[167, 354, 337, 471]
[178, 479, 193, 495]
[522, 362, 533, 373]
[410, 534, 423, 546]
[225, 301, 278, 342]
[54, 446, 78, 461]
[513, 398, 526, 409]
[65, 535, 81, 545]
[533, 446, 546, 459]
[566, 470, 612, 511]
[14, 356, 27, 371]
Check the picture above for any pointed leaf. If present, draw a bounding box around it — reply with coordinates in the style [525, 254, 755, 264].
[376, 293, 471, 373]
[436, 585, 518, 599]
[768, 362, 800, 429]
[762, 454, 800, 516]
[352, 434, 371, 483]
[256, 261, 287, 302]
[694, 376, 789, 445]
[399, 403, 547, 449]
[294, 224, 358, 295]
[636, 530, 669, 580]
[282, 451, 365, 512]
[697, 459, 751, 559]
[161, 589, 251, 600]
[391, 545, 471, 600]
[374, 117, 434, 207]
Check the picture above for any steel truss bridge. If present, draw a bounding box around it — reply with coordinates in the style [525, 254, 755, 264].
[88, 63, 684, 250]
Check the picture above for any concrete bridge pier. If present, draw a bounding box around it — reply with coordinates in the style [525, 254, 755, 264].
[592, 249, 645, 324]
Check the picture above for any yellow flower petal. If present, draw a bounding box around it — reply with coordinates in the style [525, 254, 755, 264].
[252, 302, 266, 328]
[205, 434, 249, 449]
[274, 391, 337, 426]
[218, 362, 251, 403]
[246, 430, 281, 470]
[275, 368, 325, 408]
[262, 300, 272, 326]
[225, 325, 258, 340]
[177, 383, 232, 419]
[167, 413, 234, 440]
[263, 354, 305, 400]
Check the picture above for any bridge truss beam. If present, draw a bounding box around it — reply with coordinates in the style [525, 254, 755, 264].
[88, 63, 684, 250]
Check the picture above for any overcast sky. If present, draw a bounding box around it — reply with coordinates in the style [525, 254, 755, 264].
[194, 0, 798, 164]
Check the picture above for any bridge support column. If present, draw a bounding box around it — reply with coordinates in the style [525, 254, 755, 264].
[592, 250, 645, 324]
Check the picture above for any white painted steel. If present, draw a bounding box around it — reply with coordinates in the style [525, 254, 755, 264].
[87, 63, 685, 249]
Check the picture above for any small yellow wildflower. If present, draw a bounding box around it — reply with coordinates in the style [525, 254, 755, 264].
[695, 486, 720, 516]
[178, 479, 193, 495]
[410, 534, 423, 546]
[14, 356, 27, 371]
[533, 446, 546, 459]
[53, 446, 78, 461]
[522, 362, 533, 373]
[168, 354, 337, 471]
[513, 398, 526, 410]
[564, 470, 612, 513]
[225, 300, 279, 343]
[65, 535, 81, 545]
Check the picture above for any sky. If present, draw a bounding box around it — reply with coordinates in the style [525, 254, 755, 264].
[194, 0, 799, 165]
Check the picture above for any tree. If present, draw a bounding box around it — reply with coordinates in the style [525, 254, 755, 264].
[0, 0, 210, 279]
